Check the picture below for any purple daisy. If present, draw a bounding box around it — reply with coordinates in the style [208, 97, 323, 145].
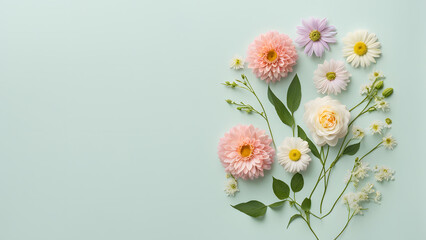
[295, 17, 337, 57]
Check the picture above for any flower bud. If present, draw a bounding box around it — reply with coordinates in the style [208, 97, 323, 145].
[368, 107, 376, 112]
[236, 107, 242, 110]
[245, 109, 252, 113]
[385, 118, 392, 125]
[374, 80, 384, 89]
[382, 88, 393, 98]
[231, 82, 237, 87]
[225, 99, 232, 104]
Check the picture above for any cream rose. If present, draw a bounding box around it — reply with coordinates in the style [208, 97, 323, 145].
[304, 96, 350, 146]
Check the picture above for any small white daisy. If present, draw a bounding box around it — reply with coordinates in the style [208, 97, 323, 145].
[343, 30, 381, 68]
[277, 137, 311, 173]
[229, 55, 245, 70]
[369, 70, 385, 81]
[382, 135, 397, 150]
[375, 99, 390, 112]
[374, 165, 395, 181]
[352, 126, 365, 139]
[374, 191, 382, 203]
[313, 59, 351, 95]
[224, 178, 239, 196]
[360, 83, 372, 95]
[384, 118, 392, 128]
[370, 121, 384, 134]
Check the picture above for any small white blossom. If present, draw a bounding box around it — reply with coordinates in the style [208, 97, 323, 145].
[352, 126, 365, 139]
[369, 70, 385, 81]
[224, 178, 239, 196]
[370, 121, 384, 135]
[360, 84, 372, 95]
[375, 99, 390, 112]
[382, 135, 397, 150]
[374, 191, 382, 203]
[229, 55, 245, 70]
[347, 162, 370, 187]
[374, 165, 395, 182]
[342, 183, 377, 215]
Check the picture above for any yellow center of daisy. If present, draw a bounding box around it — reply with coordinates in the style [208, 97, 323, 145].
[374, 72, 379, 77]
[266, 50, 278, 62]
[385, 138, 391, 144]
[239, 144, 253, 158]
[326, 72, 336, 81]
[319, 109, 337, 129]
[235, 59, 240, 65]
[289, 149, 301, 161]
[354, 42, 368, 56]
[309, 30, 321, 41]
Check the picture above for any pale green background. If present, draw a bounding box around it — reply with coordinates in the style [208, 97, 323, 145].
[0, 0, 424, 239]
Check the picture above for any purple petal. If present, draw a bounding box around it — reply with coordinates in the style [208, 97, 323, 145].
[318, 18, 327, 31]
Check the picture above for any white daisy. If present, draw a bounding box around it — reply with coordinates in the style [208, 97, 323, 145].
[343, 30, 381, 68]
[313, 59, 351, 95]
[374, 165, 395, 181]
[343, 183, 377, 215]
[277, 137, 311, 173]
[229, 55, 245, 70]
[382, 135, 397, 150]
[370, 121, 384, 134]
[224, 178, 239, 196]
[374, 191, 382, 203]
[369, 70, 385, 81]
[384, 118, 392, 128]
[375, 99, 390, 112]
[352, 126, 365, 139]
[360, 83, 372, 95]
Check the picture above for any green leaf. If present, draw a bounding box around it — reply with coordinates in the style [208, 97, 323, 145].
[301, 198, 311, 212]
[343, 143, 361, 156]
[272, 177, 290, 200]
[269, 200, 287, 208]
[297, 126, 321, 159]
[231, 200, 267, 218]
[267, 86, 294, 127]
[291, 173, 304, 193]
[287, 214, 303, 228]
[287, 74, 301, 113]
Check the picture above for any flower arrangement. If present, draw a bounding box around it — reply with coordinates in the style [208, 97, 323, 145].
[218, 18, 395, 240]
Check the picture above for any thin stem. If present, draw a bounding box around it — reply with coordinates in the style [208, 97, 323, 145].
[301, 216, 320, 240]
[334, 212, 356, 239]
[245, 77, 276, 148]
[349, 96, 368, 112]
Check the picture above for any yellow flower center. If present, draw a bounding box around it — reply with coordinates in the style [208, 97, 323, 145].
[326, 72, 336, 81]
[374, 72, 379, 77]
[309, 30, 321, 41]
[319, 109, 337, 129]
[239, 144, 253, 158]
[354, 42, 368, 56]
[235, 59, 240, 65]
[289, 149, 301, 161]
[266, 50, 278, 62]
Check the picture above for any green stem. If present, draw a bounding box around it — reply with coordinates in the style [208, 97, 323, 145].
[334, 212, 356, 240]
[245, 77, 276, 148]
[301, 216, 320, 240]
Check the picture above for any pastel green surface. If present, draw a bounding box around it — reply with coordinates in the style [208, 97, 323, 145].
[0, 0, 424, 239]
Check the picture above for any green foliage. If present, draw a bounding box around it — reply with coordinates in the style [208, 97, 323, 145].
[287, 214, 303, 228]
[287, 74, 302, 113]
[269, 200, 287, 208]
[272, 177, 290, 200]
[343, 143, 361, 156]
[297, 126, 321, 159]
[291, 173, 304, 193]
[231, 200, 267, 218]
[267, 86, 294, 127]
[301, 198, 311, 212]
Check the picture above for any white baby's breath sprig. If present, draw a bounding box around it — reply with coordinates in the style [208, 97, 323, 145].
[374, 166, 395, 182]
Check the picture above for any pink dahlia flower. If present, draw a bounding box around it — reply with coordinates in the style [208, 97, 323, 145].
[295, 17, 337, 57]
[218, 125, 275, 180]
[246, 31, 298, 83]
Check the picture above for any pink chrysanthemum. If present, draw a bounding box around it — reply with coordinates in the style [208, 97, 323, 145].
[218, 125, 275, 180]
[246, 31, 298, 83]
